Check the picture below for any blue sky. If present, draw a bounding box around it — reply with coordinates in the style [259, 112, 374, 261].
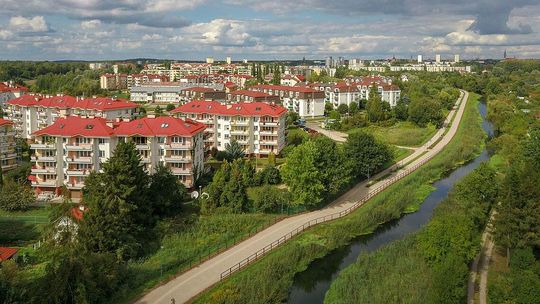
[1, 0, 540, 61]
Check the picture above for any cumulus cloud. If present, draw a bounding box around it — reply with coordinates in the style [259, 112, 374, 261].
[185, 19, 258, 47]
[9, 16, 49, 32]
[81, 20, 101, 30]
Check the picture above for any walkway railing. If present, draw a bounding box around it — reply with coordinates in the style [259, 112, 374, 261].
[220, 91, 466, 280]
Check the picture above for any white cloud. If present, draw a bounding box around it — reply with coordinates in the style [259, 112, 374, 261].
[0, 30, 14, 40]
[81, 20, 101, 30]
[9, 16, 49, 32]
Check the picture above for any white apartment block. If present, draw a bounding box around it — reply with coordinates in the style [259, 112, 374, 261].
[29, 116, 205, 199]
[172, 100, 287, 156]
[0, 119, 17, 172]
[0, 81, 28, 112]
[249, 85, 325, 117]
[6, 95, 139, 139]
[130, 83, 225, 104]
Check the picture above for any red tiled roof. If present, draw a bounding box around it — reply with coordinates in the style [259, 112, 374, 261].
[229, 90, 275, 98]
[0, 118, 14, 127]
[70, 206, 88, 221]
[0, 82, 28, 93]
[171, 100, 287, 117]
[251, 84, 319, 93]
[7, 94, 42, 106]
[0, 247, 18, 262]
[8, 95, 138, 111]
[33, 116, 115, 137]
[182, 87, 218, 93]
[114, 116, 206, 137]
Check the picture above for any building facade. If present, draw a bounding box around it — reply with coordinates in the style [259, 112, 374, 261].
[29, 116, 205, 199]
[171, 100, 287, 156]
[6, 95, 139, 139]
[0, 119, 17, 172]
[249, 84, 325, 117]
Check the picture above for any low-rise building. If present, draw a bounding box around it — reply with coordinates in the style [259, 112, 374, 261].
[0, 119, 17, 172]
[6, 95, 139, 139]
[29, 116, 205, 199]
[249, 84, 325, 117]
[180, 87, 226, 103]
[171, 100, 287, 156]
[130, 83, 224, 104]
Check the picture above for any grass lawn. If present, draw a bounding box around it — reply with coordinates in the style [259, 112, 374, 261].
[392, 146, 414, 162]
[110, 212, 281, 304]
[349, 121, 437, 147]
[0, 206, 52, 247]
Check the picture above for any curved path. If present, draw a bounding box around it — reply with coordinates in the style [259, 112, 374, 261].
[137, 90, 470, 304]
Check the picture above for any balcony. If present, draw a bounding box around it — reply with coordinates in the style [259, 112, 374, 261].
[166, 142, 192, 150]
[136, 143, 151, 150]
[140, 157, 151, 164]
[67, 183, 85, 190]
[261, 121, 278, 126]
[260, 140, 278, 145]
[5, 153, 17, 159]
[66, 157, 92, 164]
[66, 169, 91, 176]
[31, 180, 58, 187]
[259, 130, 278, 136]
[231, 120, 250, 126]
[31, 167, 56, 174]
[66, 144, 93, 151]
[230, 129, 249, 135]
[170, 167, 193, 175]
[30, 143, 56, 150]
[164, 156, 191, 163]
[31, 156, 57, 162]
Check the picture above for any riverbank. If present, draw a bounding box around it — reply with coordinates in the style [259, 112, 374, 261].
[193, 93, 484, 304]
[324, 99, 494, 304]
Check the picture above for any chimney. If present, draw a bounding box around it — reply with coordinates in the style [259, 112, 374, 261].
[147, 114, 156, 119]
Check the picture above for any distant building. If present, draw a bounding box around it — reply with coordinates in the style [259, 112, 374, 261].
[417, 55, 423, 63]
[249, 84, 325, 117]
[0, 81, 28, 112]
[226, 56, 232, 64]
[206, 57, 214, 64]
[454, 54, 460, 63]
[435, 54, 441, 63]
[130, 83, 224, 104]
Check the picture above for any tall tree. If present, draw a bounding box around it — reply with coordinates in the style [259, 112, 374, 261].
[225, 139, 245, 161]
[148, 165, 187, 217]
[79, 141, 151, 260]
[344, 131, 392, 179]
[366, 86, 384, 122]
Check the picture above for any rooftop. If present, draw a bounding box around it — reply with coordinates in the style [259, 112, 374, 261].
[171, 100, 287, 117]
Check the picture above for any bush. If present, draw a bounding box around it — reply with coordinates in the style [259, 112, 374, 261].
[255, 165, 281, 185]
[251, 185, 291, 213]
[0, 179, 34, 211]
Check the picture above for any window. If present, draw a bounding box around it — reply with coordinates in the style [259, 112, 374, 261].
[158, 137, 165, 143]
[98, 138, 106, 144]
[160, 149, 164, 156]
[99, 150, 105, 158]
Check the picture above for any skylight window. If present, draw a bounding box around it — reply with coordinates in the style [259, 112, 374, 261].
[161, 123, 169, 128]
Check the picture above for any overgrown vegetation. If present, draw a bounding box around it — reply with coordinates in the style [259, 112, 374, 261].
[193, 92, 484, 304]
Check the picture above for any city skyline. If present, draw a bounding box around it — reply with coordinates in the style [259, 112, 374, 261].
[1, 1, 540, 60]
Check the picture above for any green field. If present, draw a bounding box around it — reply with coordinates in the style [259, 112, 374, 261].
[193, 93, 485, 304]
[349, 121, 438, 147]
[0, 206, 52, 247]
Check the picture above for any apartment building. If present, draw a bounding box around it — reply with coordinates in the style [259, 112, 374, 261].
[130, 83, 224, 104]
[0, 81, 28, 112]
[6, 95, 138, 139]
[171, 100, 287, 156]
[249, 84, 325, 117]
[29, 116, 205, 199]
[0, 119, 17, 172]
[179, 87, 226, 103]
[100, 73, 128, 90]
[227, 90, 281, 103]
[280, 74, 306, 86]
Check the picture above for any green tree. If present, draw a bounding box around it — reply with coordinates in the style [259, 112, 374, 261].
[344, 131, 392, 179]
[252, 185, 290, 213]
[271, 66, 281, 85]
[78, 141, 151, 260]
[393, 98, 409, 120]
[337, 104, 349, 115]
[281, 141, 325, 207]
[225, 139, 245, 161]
[408, 98, 443, 128]
[0, 179, 34, 211]
[148, 165, 187, 217]
[349, 102, 359, 115]
[366, 86, 384, 122]
[165, 104, 175, 112]
[255, 165, 281, 185]
[154, 105, 163, 115]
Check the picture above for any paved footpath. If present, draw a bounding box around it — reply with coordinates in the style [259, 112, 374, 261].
[137, 90, 470, 304]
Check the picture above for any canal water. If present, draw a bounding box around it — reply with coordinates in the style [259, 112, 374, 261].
[287, 101, 493, 304]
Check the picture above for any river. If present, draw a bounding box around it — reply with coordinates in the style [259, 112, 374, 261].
[287, 101, 493, 304]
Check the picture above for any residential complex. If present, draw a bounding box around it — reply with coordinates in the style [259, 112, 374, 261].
[0, 119, 17, 172]
[29, 116, 206, 199]
[249, 84, 325, 117]
[5, 95, 139, 139]
[171, 100, 287, 156]
[100, 73, 170, 90]
[0, 81, 28, 112]
[130, 83, 224, 103]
